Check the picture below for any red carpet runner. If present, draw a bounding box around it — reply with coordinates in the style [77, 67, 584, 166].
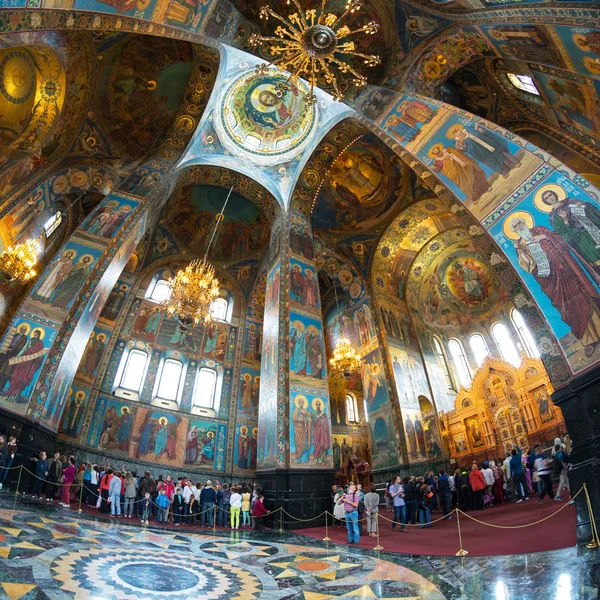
[298, 498, 577, 556]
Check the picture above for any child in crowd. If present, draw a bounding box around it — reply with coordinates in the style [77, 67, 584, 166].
[173, 487, 185, 526]
[156, 489, 170, 524]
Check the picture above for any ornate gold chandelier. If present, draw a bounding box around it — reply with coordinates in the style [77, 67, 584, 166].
[329, 337, 361, 376]
[329, 286, 361, 375]
[0, 239, 40, 284]
[249, 0, 380, 102]
[162, 186, 233, 328]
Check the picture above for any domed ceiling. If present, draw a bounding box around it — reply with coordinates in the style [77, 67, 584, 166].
[97, 36, 193, 158]
[311, 131, 409, 234]
[405, 228, 506, 329]
[163, 183, 273, 262]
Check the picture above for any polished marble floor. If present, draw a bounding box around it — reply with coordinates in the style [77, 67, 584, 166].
[0, 493, 596, 600]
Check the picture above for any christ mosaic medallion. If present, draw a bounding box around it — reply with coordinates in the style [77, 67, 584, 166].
[216, 69, 318, 166]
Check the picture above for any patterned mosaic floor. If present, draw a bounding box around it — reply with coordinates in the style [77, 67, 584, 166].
[0, 494, 597, 599]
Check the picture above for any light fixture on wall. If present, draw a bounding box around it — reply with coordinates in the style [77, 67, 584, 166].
[249, 0, 380, 103]
[0, 239, 41, 284]
[329, 286, 361, 376]
[161, 186, 233, 329]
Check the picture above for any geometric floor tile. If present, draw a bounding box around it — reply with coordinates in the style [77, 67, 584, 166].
[0, 583, 36, 600]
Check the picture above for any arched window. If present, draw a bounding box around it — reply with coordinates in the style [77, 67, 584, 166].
[119, 349, 147, 392]
[511, 309, 540, 359]
[43, 211, 62, 237]
[433, 336, 454, 390]
[194, 367, 218, 409]
[346, 393, 359, 423]
[209, 297, 229, 322]
[156, 359, 183, 402]
[492, 322, 521, 367]
[469, 333, 490, 367]
[448, 339, 472, 388]
[507, 73, 539, 95]
[148, 279, 171, 303]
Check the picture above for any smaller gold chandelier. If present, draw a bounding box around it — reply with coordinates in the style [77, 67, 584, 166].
[0, 239, 40, 284]
[329, 337, 361, 376]
[161, 259, 220, 328]
[249, 0, 380, 102]
[162, 186, 233, 328]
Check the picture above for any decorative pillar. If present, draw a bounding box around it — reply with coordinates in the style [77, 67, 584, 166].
[256, 201, 335, 526]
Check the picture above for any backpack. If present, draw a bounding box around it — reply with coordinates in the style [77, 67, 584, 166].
[552, 452, 565, 477]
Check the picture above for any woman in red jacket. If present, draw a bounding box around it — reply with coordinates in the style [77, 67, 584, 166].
[469, 464, 486, 511]
[252, 494, 268, 530]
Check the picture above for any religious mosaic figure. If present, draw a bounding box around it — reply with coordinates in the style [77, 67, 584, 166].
[510, 215, 600, 357]
[312, 398, 330, 465]
[81, 332, 107, 377]
[51, 256, 94, 310]
[0, 325, 28, 391]
[62, 391, 86, 438]
[34, 251, 75, 302]
[101, 284, 128, 321]
[237, 426, 250, 469]
[540, 187, 600, 275]
[3, 329, 48, 401]
[292, 396, 310, 463]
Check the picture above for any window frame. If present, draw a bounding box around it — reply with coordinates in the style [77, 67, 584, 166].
[511, 309, 540, 359]
[346, 393, 359, 423]
[448, 338, 472, 388]
[492, 322, 521, 367]
[118, 348, 148, 394]
[193, 366, 219, 411]
[155, 358, 184, 403]
[148, 279, 172, 303]
[43, 211, 62, 238]
[507, 73, 540, 96]
[209, 297, 229, 323]
[433, 336, 455, 391]
[469, 333, 490, 368]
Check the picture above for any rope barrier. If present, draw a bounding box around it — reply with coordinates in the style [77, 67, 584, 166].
[2, 465, 594, 554]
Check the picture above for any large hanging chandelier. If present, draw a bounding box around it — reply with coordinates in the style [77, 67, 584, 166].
[328, 286, 361, 376]
[161, 186, 233, 329]
[0, 239, 40, 284]
[249, 0, 380, 103]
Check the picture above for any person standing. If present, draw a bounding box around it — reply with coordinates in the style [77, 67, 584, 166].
[340, 482, 360, 544]
[469, 464, 486, 510]
[59, 456, 76, 508]
[32, 451, 48, 499]
[200, 480, 217, 527]
[364, 484, 380, 537]
[108, 471, 122, 517]
[46, 453, 63, 502]
[553, 444, 570, 501]
[502, 451, 514, 501]
[0, 436, 16, 490]
[173, 487, 185, 526]
[389, 476, 406, 532]
[535, 452, 553, 504]
[219, 484, 231, 527]
[333, 487, 346, 526]
[241, 487, 252, 527]
[123, 472, 138, 518]
[252, 494, 268, 530]
[99, 468, 113, 514]
[230, 486, 242, 530]
[510, 446, 528, 503]
[141, 491, 151, 525]
[403, 476, 418, 525]
[437, 470, 452, 519]
[417, 481, 433, 528]
[156, 489, 170, 524]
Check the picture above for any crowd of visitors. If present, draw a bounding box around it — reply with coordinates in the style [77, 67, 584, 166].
[331, 438, 572, 545]
[0, 441, 270, 530]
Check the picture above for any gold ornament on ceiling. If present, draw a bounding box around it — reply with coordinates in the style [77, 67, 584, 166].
[249, 0, 380, 103]
[0, 239, 40, 284]
[329, 286, 361, 376]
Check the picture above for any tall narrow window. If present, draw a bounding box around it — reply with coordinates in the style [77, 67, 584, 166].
[209, 297, 229, 322]
[346, 393, 358, 423]
[156, 359, 183, 401]
[469, 333, 490, 367]
[149, 279, 171, 303]
[448, 339, 472, 388]
[194, 367, 217, 409]
[43, 211, 62, 237]
[492, 322, 521, 367]
[507, 73, 539, 95]
[433, 336, 454, 390]
[512, 309, 540, 358]
[120, 349, 147, 392]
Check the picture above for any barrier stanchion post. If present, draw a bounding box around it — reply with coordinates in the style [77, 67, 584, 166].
[455, 509, 468, 557]
[78, 482, 84, 513]
[583, 483, 600, 549]
[279, 506, 284, 533]
[212, 504, 217, 532]
[15, 464, 22, 496]
[374, 511, 383, 551]
[323, 511, 331, 542]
